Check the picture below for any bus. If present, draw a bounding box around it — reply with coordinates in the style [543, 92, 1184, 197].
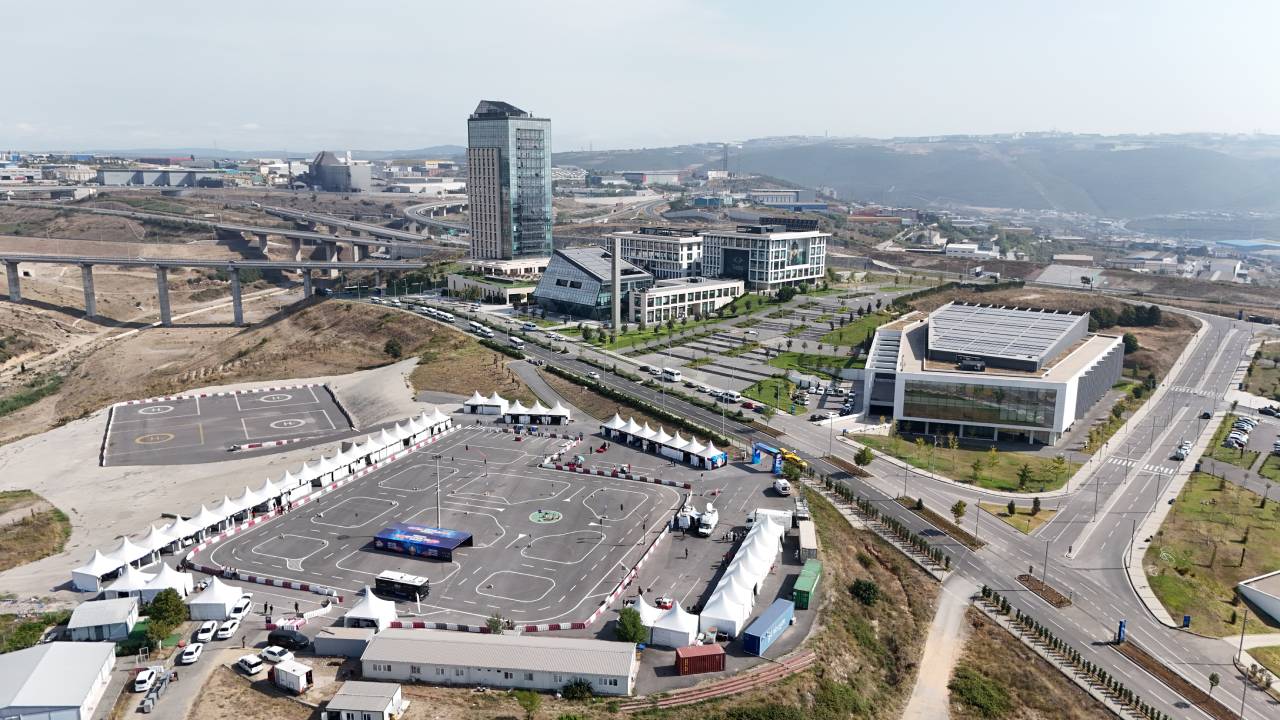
[374, 570, 430, 601]
[468, 320, 485, 333]
[509, 337, 525, 349]
[660, 367, 682, 383]
[436, 310, 455, 323]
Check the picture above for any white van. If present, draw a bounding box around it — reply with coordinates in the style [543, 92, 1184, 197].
[773, 478, 792, 496]
[236, 654, 264, 676]
[720, 390, 742, 403]
[660, 368, 682, 383]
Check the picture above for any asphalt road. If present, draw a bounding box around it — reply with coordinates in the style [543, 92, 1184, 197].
[104, 385, 352, 466]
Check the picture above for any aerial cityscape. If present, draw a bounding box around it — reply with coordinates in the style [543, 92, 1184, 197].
[3, 3, 1280, 720]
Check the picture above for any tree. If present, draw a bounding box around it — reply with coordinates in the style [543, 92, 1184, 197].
[1122, 332, 1140, 354]
[1007, 500, 1016, 516]
[1208, 672, 1220, 696]
[850, 578, 880, 606]
[1017, 463, 1033, 491]
[486, 612, 505, 635]
[854, 446, 874, 466]
[561, 679, 594, 700]
[1031, 497, 1042, 516]
[383, 338, 403, 359]
[615, 607, 648, 643]
[951, 500, 967, 524]
[760, 405, 777, 426]
[146, 589, 187, 628]
[514, 690, 542, 720]
[970, 458, 983, 484]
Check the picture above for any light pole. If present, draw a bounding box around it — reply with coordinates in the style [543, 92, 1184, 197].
[432, 454, 442, 526]
[1042, 538, 1049, 583]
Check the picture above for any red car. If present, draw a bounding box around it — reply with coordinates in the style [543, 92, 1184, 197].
[741, 401, 755, 410]
[655, 596, 675, 609]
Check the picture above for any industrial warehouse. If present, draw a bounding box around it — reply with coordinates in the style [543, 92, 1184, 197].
[863, 302, 1124, 445]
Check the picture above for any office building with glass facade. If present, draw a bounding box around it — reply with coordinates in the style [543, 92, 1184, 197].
[466, 101, 552, 260]
[700, 225, 827, 292]
[630, 276, 743, 326]
[531, 247, 652, 321]
[863, 302, 1123, 445]
[609, 227, 703, 279]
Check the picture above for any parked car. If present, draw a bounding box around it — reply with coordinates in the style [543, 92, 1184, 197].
[654, 596, 675, 610]
[261, 645, 294, 664]
[744, 329, 759, 335]
[215, 619, 240, 640]
[179, 643, 204, 665]
[1260, 406, 1277, 417]
[1201, 410, 1213, 419]
[194, 620, 217, 643]
[229, 594, 253, 620]
[236, 654, 265, 676]
[267, 628, 310, 651]
[698, 385, 712, 394]
[133, 668, 159, 693]
[741, 401, 755, 410]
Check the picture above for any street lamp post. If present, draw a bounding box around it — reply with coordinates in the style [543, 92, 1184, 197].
[432, 454, 442, 526]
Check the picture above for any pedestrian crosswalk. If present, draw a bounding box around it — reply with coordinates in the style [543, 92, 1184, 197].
[1107, 456, 1176, 475]
[1169, 385, 1216, 398]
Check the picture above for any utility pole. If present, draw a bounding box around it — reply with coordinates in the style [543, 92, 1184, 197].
[432, 454, 442, 526]
[1042, 538, 1049, 583]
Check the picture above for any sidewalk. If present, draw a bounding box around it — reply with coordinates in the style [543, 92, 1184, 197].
[902, 575, 979, 720]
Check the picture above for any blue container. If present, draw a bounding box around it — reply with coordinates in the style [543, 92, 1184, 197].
[742, 599, 795, 656]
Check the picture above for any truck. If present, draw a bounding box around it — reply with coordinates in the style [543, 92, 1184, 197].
[746, 508, 793, 528]
[695, 503, 719, 537]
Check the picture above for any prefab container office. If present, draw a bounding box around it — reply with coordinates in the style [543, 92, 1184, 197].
[792, 560, 822, 610]
[675, 644, 726, 676]
[742, 599, 795, 656]
[797, 519, 818, 560]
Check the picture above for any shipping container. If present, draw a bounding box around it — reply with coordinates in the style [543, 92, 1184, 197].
[798, 519, 818, 560]
[742, 599, 795, 656]
[792, 560, 823, 610]
[675, 643, 726, 675]
[269, 659, 314, 695]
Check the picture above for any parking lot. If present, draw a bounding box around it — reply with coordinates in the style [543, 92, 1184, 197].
[104, 385, 352, 466]
[191, 422, 799, 627]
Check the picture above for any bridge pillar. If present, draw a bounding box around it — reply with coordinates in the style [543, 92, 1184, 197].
[155, 267, 172, 326]
[229, 268, 244, 326]
[326, 243, 340, 279]
[290, 238, 302, 262]
[351, 243, 364, 262]
[4, 261, 20, 302]
[301, 270, 313, 298]
[255, 232, 270, 253]
[81, 264, 97, 318]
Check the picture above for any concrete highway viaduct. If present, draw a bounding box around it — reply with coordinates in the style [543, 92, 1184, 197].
[0, 253, 426, 327]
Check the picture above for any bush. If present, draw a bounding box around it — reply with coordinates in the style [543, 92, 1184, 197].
[850, 578, 880, 606]
[723, 705, 807, 720]
[949, 666, 1011, 718]
[615, 607, 648, 643]
[383, 338, 403, 359]
[813, 679, 870, 718]
[145, 589, 187, 628]
[560, 678, 594, 701]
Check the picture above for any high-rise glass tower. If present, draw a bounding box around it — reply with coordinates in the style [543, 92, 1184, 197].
[466, 100, 552, 259]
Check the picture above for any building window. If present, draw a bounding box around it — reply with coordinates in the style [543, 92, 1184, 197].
[524, 673, 534, 681]
[411, 665, 421, 674]
[435, 667, 445, 675]
[901, 381, 1058, 428]
[454, 668, 464, 676]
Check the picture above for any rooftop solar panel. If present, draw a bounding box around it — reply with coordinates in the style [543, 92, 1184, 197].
[927, 302, 1085, 365]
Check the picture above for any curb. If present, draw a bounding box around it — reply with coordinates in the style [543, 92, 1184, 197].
[117, 382, 326, 405]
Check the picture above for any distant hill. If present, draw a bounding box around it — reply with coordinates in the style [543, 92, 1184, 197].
[71, 146, 466, 161]
[556, 135, 1280, 218]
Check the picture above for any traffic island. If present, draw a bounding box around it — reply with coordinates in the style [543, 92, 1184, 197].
[1016, 574, 1072, 608]
[897, 496, 986, 550]
[1112, 640, 1239, 720]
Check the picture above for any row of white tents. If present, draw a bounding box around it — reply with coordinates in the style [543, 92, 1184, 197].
[631, 597, 701, 648]
[71, 408, 455, 593]
[697, 515, 785, 637]
[463, 391, 573, 425]
[600, 414, 729, 469]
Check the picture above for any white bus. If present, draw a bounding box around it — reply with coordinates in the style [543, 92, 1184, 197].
[436, 310, 455, 322]
[660, 367, 682, 383]
[509, 337, 526, 349]
[468, 320, 485, 333]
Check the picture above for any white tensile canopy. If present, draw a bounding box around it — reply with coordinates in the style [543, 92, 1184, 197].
[233, 486, 263, 510]
[699, 590, 748, 637]
[603, 413, 626, 431]
[142, 563, 194, 600]
[392, 422, 412, 441]
[686, 438, 707, 455]
[209, 496, 242, 521]
[258, 475, 285, 499]
[427, 407, 450, 426]
[699, 440, 724, 459]
[135, 525, 174, 553]
[190, 505, 225, 532]
[631, 595, 664, 626]
[71, 550, 124, 592]
[528, 400, 551, 416]
[186, 577, 245, 620]
[162, 515, 202, 542]
[104, 564, 157, 598]
[549, 401, 572, 420]
[104, 536, 151, 565]
[668, 432, 690, 451]
[464, 391, 487, 407]
[622, 418, 643, 436]
[374, 427, 398, 448]
[343, 587, 398, 630]
[407, 414, 428, 435]
[507, 399, 530, 416]
[653, 427, 673, 445]
[486, 391, 507, 407]
[650, 602, 699, 648]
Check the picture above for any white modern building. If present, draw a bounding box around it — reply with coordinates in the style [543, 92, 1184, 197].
[0, 643, 116, 720]
[323, 681, 407, 720]
[700, 224, 828, 292]
[944, 242, 1000, 259]
[630, 276, 743, 325]
[1237, 569, 1280, 624]
[360, 628, 638, 696]
[609, 227, 703, 279]
[863, 302, 1124, 445]
[67, 597, 138, 642]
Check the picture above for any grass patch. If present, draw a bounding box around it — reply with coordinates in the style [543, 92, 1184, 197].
[1207, 413, 1260, 470]
[742, 376, 796, 410]
[949, 665, 1011, 718]
[1081, 380, 1151, 454]
[820, 312, 897, 346]
[409, 327, 535, 404]
[977, 502, 1055, 534]
[850, 434, 1076, 493]
[0, 374, 64, 418]
[0, 610, 71, 653]
[0, 491, 71, 572]
[1143, 471, 1280, 637]
[767, 351, 864, 379]
[1253, 645, 1280, 678]
[1259, 454, 1280, 483]
[1244, 342, 1280, 399]
[116, 618, 181, 656]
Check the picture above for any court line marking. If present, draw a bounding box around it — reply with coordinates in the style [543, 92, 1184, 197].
[474, 570, 556, 603]
[249, 534, 330, 565]
[308, 496, 399, 529]
[521, 529, 605, 565]
[404, 504, 507, 548]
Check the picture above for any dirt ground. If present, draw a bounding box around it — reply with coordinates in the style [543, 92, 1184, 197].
[537, 369, 663, 427]
[906, 285, 1198, 380]
[408, 323, 534, 404]
[950, 609, 1108, 720]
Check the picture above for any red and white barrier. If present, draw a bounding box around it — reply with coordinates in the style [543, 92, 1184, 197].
[234, 437, 307, 451]
[541, 462, 692, 490]
[117, 382, 325, 406]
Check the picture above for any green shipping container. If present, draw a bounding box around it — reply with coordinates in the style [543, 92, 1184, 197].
[792, 561, 822, 609]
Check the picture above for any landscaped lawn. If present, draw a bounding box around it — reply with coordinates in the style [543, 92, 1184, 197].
[1259, 455, 1280, 483]
[742, 377, 796, 410]
[849, 434, 1077, 493]
[1252, 645, 1280, 678]
[767, 351, 865, 379]
[978, 501, 1057, 534]
[1207, 413, 1260, 470]
[1243, 342, 1280, 399]
[1143, 471, 1280, 637]
[820, 312, 897, 346]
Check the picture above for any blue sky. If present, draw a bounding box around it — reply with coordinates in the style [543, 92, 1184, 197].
[2, 0, 1276, 151]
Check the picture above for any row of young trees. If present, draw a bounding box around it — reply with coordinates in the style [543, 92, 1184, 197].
[980, 585, 1172, 720]
[819, 476, 952, 571]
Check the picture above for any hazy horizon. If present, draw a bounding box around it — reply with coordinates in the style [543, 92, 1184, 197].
[3, 0, 1277, 151]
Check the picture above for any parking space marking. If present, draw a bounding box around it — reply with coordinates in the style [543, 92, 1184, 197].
[475, 570, 556, 603]
[309, 496, 399, 529]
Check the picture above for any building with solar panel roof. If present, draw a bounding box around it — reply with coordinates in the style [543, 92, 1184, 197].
[862, 301, 1123, 445]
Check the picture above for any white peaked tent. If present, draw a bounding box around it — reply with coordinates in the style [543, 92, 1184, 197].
[427, 407, 450, 427]
[464, 390, 486, 407]
[631, 596, 664, 627]
[142, 563, 194, 601]
[650, 602, 699, 648]
[669, 432, 690, 451]
[187, 577, 244, 620]
[71, 550, 124, 592]
[622, 418, 643, 437]
[507, 399, 530, 417]
[528, 400, 551, 416]
[190, 505, 225, 533]
[343, 587, 398, 630]
[549, 401, 572, 421]
[234, 486, 263, 511]
[162, 515, 202, 544]
[104, 565, 157, 599]
[407, 414, 428, 435]
[653, 427, 673, 445]
[718, 568, 757, 609]
[699, 590, 748, 637]
[392, 422, 413, 441]
[375, 427, 399, 447]
[603, 414, 626, 432]
[210, 496, 242, 522]
[136, 525, 175, 554]
[104, 536, 151, 566]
